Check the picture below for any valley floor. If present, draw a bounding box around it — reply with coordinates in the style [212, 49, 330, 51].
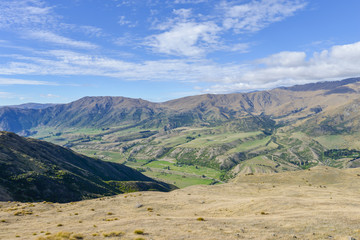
[1, 166, 360, 240]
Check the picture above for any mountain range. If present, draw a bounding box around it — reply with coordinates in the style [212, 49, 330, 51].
[2, 77, 360, 133]
[1, 77, 360, 186]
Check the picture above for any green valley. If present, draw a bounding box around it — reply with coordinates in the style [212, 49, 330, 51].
[3, 78, 360, 188]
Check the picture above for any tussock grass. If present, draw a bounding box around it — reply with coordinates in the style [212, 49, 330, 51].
[102, 231, 124, 237]
[134, 229, 144, 235]
[35, 232, 84, 240]
[103, 217, 118, 221]
[14, 210, 33, 216]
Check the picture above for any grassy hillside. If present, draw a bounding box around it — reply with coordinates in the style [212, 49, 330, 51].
[1, 166, 360, 240]
[0, 132, 176, 203]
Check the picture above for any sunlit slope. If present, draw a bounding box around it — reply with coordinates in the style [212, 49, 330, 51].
[1, 167, 360, 239]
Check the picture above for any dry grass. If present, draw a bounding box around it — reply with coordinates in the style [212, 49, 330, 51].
[1, 166, 360, 239]
[35, 231, 84, 240]
[134, 229, 144, 235]
[102, 231, 124, 237]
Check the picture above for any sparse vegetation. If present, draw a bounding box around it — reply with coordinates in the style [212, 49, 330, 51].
[324, 149, 360, 160]
[134, 229, 144, 235]
[103, 218, 118, 221]
[1, 165, 358, 239]
[103, 231, 124, 237]
[14, 210, 33, 216]
[35, 231, 85, 240]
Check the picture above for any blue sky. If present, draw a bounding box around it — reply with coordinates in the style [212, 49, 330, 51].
[1, 0, 360, 105]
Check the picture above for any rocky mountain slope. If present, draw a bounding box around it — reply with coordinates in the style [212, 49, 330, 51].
[0, 132, 175, 203]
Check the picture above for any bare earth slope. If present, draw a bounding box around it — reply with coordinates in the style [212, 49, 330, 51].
[1, 166, 360, 240]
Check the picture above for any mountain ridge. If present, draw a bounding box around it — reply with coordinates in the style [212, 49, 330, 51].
[0, 103, 57, 110]
[0, 77, 359, 134]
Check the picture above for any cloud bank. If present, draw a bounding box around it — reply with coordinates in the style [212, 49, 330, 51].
[1, 41, 360, 94]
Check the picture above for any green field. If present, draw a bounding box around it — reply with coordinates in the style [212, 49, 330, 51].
[315, 135, 350, 149]
[228, 136, 272, 153]
[143, 171, 215, 188]
[179, 131, 262, 148]
[125, 159, 223, 188]
[144, 160, 222, 179]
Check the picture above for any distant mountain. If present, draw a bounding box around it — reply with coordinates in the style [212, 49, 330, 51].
[0, 131, 175, 202]
[0, 78, 359, 134]
[281, 77, 360, 92]
[0, 103, 57, 110]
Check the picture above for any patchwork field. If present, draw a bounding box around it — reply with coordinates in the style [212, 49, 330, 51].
[28, 123, 360, 189]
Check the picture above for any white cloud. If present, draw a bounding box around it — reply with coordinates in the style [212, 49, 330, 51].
[173, 8, 193, 19]
[0, 0, 101, 50]
[258, 51, 306, 67]
[118, 16, 131, 26]
[25, 30, 98, 49]
[0, 0, 55, 29]
[146, 21, 221, 57]
[114, 33, 137, 46]
[2, 38, 360, 95]
[78, 25, 104, 37]
[0, 77, 56, 85]
[221, 0, 307, 33]
[204, 41, 360, 93]
[118, 16, 137, 27]
[227, 43, 251, 53]
[174, 0, 207, 3]
[40, 93, 59, 98]
[146, 0, 306, 57]
[0, 49, 237, 82]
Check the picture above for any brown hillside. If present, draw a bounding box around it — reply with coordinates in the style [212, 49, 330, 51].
[1, 167, 360, 239]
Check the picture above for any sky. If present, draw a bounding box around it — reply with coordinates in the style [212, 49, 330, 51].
[1, 0, 360, 105]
